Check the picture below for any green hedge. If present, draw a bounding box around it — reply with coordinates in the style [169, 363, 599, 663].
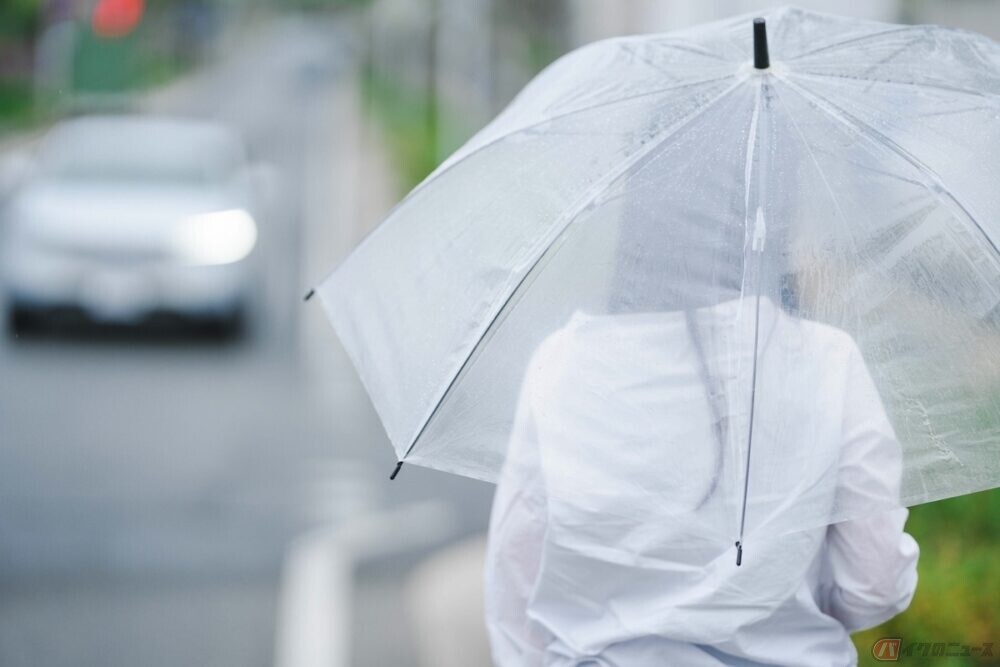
[853, 489, 999, 666]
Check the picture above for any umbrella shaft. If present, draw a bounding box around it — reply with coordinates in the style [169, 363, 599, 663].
[736, 271, 764, 564]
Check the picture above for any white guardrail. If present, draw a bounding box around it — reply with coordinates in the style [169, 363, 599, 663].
[274, 501, 459, 667]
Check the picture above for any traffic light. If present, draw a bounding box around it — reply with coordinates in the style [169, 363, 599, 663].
[91, 0, 145, 38]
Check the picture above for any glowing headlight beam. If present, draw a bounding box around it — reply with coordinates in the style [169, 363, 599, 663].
[173, 209, 257, 266]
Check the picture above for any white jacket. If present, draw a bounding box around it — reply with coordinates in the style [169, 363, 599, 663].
[485, 300, 918, 666]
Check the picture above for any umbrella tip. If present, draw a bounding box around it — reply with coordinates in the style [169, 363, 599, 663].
[753, 18, 770, 70]
[735, 540, 744, 567]
[390, 460, 404, 480]
[303, 288, 316, 302]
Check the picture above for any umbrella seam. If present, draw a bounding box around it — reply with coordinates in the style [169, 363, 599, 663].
[788, 69, 1000, 103]
[776, 75, 1000, 264]
[313, 74, 737, 290]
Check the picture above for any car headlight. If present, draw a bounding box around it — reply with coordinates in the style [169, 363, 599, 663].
[173, 209, 257, 266]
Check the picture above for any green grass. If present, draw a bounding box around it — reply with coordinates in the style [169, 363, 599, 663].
[853, 489, 1000, 666]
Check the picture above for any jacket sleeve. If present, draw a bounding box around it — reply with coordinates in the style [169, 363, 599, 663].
[484, 368, 550, 666]
[822, 341, 919, 633]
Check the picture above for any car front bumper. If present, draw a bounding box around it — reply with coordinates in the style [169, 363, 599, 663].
[4, 247, 251, 323]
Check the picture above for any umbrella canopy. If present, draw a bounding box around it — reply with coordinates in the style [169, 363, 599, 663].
[316, 7, 1000, 541]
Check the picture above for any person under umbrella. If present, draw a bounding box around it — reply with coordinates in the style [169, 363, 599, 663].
[313, 8, 1000, 665]
[484, 112, 918, 664]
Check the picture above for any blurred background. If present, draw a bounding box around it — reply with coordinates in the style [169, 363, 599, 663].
[0, 0, 996, 665]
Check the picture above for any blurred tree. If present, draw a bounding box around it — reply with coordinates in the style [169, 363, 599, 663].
[71, 0, 220, 97]
[362, 0, 570, 189]
[496, 0, 568, 72]
[282, 0, 371, 12]
[0, 0, 43, 41]
[0, 0, 42, 131]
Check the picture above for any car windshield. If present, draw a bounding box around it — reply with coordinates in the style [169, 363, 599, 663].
[37, 121, 240, 187]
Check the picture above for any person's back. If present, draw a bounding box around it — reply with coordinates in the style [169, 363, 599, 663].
[485, 299, 918, 666]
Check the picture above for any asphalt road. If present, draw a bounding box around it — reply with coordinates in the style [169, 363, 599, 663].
[0, 13, 493, 667]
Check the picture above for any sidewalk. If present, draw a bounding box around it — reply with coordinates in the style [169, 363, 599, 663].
[287, 28, 494, 666]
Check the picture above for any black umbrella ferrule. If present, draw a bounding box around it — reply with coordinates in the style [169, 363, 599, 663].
[390, 460, 404, 480]
[303, 288, 316, 302]
[735, 540, 744, 567]
[753, 18, 770, 70]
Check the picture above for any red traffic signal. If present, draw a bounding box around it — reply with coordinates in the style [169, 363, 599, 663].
[92, 0, 145, 38]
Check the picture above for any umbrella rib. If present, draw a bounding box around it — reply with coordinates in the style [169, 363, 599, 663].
[777, 75, 1000, 263]
[771, 80, 868, 278]
[398, 77, 750, 466]
[785, 26, 919, 62]
[787, 70, 1000, 103]
[789, 29, 943, 98]
[633, 38, 731, 65]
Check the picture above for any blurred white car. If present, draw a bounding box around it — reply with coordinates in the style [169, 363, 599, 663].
[2, 115, 258, 335]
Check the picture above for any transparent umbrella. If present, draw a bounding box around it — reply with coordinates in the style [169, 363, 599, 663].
[314, 7, 1000, 554]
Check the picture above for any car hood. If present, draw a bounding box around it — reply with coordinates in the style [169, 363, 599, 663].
[7, 182, 241, 253]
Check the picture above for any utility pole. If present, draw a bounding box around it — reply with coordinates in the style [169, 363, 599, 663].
[425, 0, 438, 165]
